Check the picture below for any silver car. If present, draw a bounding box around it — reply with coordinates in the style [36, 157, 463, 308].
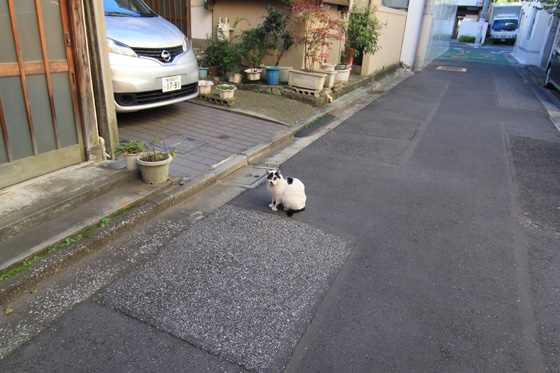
[104, 0, 199, 112]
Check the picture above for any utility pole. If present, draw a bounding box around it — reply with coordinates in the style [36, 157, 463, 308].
[475, 0, 491, 45]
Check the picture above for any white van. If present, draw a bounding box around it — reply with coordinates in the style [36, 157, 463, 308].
[103, 0, 199, 112]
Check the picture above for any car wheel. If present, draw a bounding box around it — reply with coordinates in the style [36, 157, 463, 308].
[544, 65, 553, 88]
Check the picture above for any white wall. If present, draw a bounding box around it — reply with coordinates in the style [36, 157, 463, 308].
[457, 19, 487, 43]
[191, 0, 213, 41]
[513, 2, 553, 66]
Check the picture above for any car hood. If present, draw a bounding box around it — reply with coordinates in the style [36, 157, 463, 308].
[105, 15, 184, 48]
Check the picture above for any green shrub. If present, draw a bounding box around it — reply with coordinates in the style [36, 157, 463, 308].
[458, 35, 476, 43]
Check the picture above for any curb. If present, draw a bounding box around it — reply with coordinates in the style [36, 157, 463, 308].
[0, 68, 406, 305]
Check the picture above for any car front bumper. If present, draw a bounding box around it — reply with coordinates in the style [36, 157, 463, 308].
[109, 50, 199, 112]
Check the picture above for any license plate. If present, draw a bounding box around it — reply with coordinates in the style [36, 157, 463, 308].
[162, 76, 181, 92]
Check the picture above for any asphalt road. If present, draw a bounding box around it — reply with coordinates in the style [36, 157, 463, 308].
[1, 44, 559, 372]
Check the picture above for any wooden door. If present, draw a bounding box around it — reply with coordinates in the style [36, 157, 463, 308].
[0, 0, 84, 189]
[145, 0, 191, 39]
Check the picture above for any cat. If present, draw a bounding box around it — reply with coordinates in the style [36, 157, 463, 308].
[266, 169, 306, 217]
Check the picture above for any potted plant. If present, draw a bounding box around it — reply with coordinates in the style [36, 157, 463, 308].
[242, 47, 264, 80]
[113, 139, 146, 171]
[286, 0, 345, 91]
[343, 7, 381, 68]
[245, 66, 263, 80]
[205, 38, 239, 79]
[216, 84, 237, 99]
[227, 70, 243, 83]
[136, 123, 176, 184]
[262, 6, 295, 67]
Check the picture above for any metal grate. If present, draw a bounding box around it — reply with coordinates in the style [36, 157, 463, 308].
[132, 46, 184, 63]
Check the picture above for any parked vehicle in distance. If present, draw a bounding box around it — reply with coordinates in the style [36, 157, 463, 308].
[103, 0, 198, 113]
[544, 43, 560, 91]
[487, 2, 522, 44]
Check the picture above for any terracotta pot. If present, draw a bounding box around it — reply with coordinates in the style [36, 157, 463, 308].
[208, 66, 220, 76]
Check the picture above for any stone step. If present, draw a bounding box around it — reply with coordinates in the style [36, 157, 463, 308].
[0, 163, 171, 273]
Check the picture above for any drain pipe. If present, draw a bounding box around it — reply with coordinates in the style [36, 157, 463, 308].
[400, 0, 427, 69]
[413, 0, 435, 72]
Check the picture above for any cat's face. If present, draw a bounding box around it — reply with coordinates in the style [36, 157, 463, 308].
[266, 170, 283, 187]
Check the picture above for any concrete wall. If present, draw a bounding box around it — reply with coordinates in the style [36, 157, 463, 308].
[362, 4, 407, 75]
[210, 0, 345, 70]
[191, 0, 213, 43]
[513, 2, 554, 67]
[457, 19, 487, 43]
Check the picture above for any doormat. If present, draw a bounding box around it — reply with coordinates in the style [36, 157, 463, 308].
[437, 66, 467, 72]
[294, 113, 335, 137]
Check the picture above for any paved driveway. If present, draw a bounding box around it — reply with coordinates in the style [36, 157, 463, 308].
[117, 101, 286, 179]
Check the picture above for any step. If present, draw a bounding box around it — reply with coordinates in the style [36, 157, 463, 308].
[0, 172, 171, 273]
[0, 164, 137, 244]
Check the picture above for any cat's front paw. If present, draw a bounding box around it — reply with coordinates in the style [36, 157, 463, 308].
[271, 206, 278, 211]
[269, 203, 274, 208]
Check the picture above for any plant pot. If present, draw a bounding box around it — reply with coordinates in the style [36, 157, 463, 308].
[335, 63, 352, 70]
[216, 85, 237, 99]
[208, 66, 220, 76]
[343, 48, 355, 65]
[288, 69, 327, 91]
[136, 153, 172, 184]
[335, 67, 351, 82]
[198, 80, 213, 95]
[227, 72, 242, 83]
[321, 70, 337, 88]
[199, 67, 208, 79]
[321, 62, 336, 72]
[123, 153, 139, 171]
[265, 66, 280, 85]
[245, 68, 262, 81]
[278, 66, 292, 83]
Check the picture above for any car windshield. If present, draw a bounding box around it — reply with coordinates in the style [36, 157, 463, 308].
[492, 19, 518, 31]
[103, 0, 155, 17]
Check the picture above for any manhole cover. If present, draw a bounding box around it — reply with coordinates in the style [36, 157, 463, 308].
[437, 66, 467, 72]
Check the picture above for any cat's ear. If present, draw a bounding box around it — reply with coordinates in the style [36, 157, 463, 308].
[276, 170, 281, 177]
[266, 170, 271, 175]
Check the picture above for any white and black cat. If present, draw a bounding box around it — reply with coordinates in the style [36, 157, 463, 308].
[266, 169, 306, 217]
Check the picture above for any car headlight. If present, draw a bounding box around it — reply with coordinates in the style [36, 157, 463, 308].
[107, 38, 137, 57]
[182, 36, 190, 53]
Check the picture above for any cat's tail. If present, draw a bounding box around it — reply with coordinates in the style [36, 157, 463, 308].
[287, 207, 305, 217]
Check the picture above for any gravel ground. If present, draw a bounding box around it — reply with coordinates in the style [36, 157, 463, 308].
[97, 204, 352, 372]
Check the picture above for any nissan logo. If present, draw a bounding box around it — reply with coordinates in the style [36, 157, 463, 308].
[161, 50, 171, 62]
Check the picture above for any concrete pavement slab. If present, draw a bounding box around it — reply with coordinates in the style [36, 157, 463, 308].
[494, 77, 547, 113]
[509, 135, 560, 233]
[97, 204, 352, 372]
